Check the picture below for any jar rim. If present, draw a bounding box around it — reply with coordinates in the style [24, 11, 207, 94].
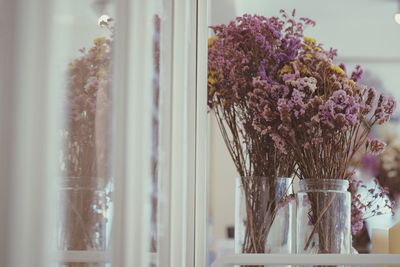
[299, 178, 349, 191]
[238, 176, 293, 180]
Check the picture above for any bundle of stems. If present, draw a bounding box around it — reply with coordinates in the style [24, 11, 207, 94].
[213, 100, 294, 257]
[208, 12, 311, 261]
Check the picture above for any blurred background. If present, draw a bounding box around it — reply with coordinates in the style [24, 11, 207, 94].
[208, 0, 400, 263]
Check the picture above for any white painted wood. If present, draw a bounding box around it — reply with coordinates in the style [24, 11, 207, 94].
[1, 1, 60, 267]
[169, 0, 196, 264]
[194, 0, 210, 266]
[157, 0, 174, 266]
[112, 0, 155, 266]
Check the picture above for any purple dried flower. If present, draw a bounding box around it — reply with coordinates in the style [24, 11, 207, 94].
[351, 206, 364, 236]
[351, 65, 363, 82]
[208, 12, 313, 107]
[318, 90, 361, 130]
[374, 95, 396, 124]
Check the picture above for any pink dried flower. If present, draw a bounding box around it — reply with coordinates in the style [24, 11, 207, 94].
[271, 133, 288, 154]
[368, 138, 386, 155]
[278, 194, 296, 208]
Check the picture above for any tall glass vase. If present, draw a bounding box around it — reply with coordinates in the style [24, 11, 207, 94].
[235, 176, 294, 264]
[57, 177, 112, 267]
[296, 179, 351, 256]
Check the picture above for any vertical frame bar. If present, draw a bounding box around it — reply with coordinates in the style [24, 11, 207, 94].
[168, 0, 200, 266]
[157, 0, 173, 265]
[195, 0, 209, 266]
[112, 0, 155, 266]
[3, 0, 60, 267]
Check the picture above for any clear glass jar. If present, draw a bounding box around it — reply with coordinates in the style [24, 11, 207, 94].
[235, 176, 294, 256]
[296, 179, 351, 254]
[57, 177, 112, 251]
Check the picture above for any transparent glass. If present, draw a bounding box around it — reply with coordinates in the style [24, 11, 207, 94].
[296, 179, 351, 255]
[50, 1, 116, 266]
[235, 176, 294, 256]
[57, 178, 112, 251]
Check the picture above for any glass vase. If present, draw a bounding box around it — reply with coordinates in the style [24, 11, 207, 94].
[296, 179, 351, 255]
[57, 177, 112, 252]
[235, 176, 294, 258]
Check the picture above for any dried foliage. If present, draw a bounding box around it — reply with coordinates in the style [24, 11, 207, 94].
[208, 10, 312, 255]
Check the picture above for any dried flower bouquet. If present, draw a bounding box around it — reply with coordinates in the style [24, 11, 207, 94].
[208, 11, 314, 254]
[249, 35, 396, 253]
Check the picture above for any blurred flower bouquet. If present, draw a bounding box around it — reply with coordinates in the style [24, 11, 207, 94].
[60, 17, 113, 255]
[208, 11, 314, 254]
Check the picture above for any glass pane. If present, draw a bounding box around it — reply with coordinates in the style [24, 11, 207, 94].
[149, 1, 173, 266]
[49, 0, 175, 265]
[47, 0, 115, 263]
[208, 0, 400, 264]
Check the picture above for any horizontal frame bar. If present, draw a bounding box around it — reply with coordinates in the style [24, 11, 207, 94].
[55, 251, 157, 264]
[210, 254, 400, 267]
[55, 251, 111, 263]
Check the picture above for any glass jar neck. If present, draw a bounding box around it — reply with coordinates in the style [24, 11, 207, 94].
[299, 179, 349, 192]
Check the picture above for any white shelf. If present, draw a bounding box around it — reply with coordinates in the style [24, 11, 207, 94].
[210, 254, 400, 267]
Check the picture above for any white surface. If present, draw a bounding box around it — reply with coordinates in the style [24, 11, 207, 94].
[195, 0, 210, 266]
[169, 0, 199, 266]
[210, 254, 400, 267]
[112, 0, 154, 266]
[2, 0, 60, 267]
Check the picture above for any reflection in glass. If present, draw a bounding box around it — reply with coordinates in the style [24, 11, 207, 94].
[59, 23, 113, 252]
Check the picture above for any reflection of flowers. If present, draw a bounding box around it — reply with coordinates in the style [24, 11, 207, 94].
[61, 19, 113, 255]
[64, 36, 112, 179]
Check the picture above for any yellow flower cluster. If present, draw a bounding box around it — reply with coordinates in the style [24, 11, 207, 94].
[208, 35, 218, 47]
[208, 70, 222, 96]
[279, 64, 293, 75]
[330, 64, 346, 76]
[304, 53, 313, 60]
[303, 36, 316, 45]
[94, 37, 107, 46]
